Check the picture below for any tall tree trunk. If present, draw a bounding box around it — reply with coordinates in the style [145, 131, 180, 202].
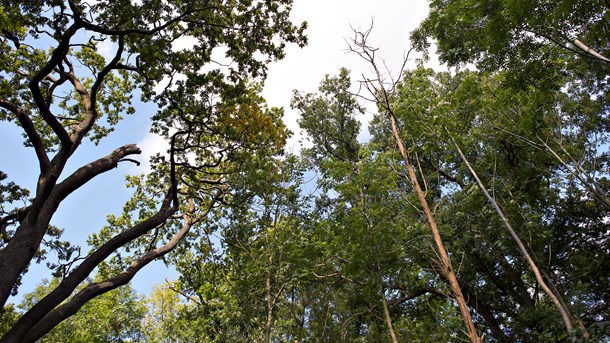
[349, 26, 481, 343]
[388, 115, 481, 343]
[264, 252, 274, 343]
[376, 260, 399, 343]
[450, 135, 589, 340]
[380, 283, 399, 343]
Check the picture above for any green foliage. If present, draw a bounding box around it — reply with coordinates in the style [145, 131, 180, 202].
[292, 67, 363, 164]
[0, 0, 306, 340]
[4, 0, 609, 341]
[413, 0, 609, 68]
[0, 304, 18, 337]
[164, 154, 314, 342]
[140, 282, 205, 343]
[19, 278, 146, 342]
[381, 63, 610, 340]
[138, 65, 608, 341]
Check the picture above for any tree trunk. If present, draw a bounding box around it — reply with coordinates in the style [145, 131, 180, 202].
[264, 252, 274, 343]
[388, 115, 481, 343]
[450, 135, 589, 340]
[375, 259, 399, 343]
[380, 282, 399, 343]
[349, 26, 481, 343]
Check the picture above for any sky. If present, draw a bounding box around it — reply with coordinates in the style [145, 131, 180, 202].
[261, 0, 433, 150]
[1, 0, 439, 304]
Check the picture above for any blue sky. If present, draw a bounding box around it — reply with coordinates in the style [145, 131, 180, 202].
[2, 0, 437, 304]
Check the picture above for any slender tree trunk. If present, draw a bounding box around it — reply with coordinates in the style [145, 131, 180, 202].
[450, 136, 589, 340]
[464, 291, 513, 342]
[539, 137, 610, 210]
[380, 283, 399, 343]
[388, 116, 481, 343]
[376, 260, 399, 343]
[349, 27, 481, 342]
[493, 126, 610, 210]
[264, 252, 274, 343]
[570, 37, 610, 63]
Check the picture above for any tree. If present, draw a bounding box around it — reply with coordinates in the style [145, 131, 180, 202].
[347, 28, 483, 343]
[154, 70, 462, 342]
[291, 69, 467, 342]
[18, 278, 146, 343]
[411, 0, 610, 74]
[140, 282, 200, 343]
[0, 1, 305, 341]
[412, 0, 610, 210]
[412, 2, 610, 339]
[384, 65, 609, 340]
[139, 154, 313, 343]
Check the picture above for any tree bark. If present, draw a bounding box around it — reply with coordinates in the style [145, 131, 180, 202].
[0, 145, 142, 309]
[376, 263, 399, 343]
[1, 197, 204, 343]
[348, 27, 482, 343]
[460, 287, 514, 343]
[571, 37, 610, 63]
[388, 116, 480, 343]
[264, 249, 274, 343]
[1, 192, 177, 342]
[450, 135, 589, 340]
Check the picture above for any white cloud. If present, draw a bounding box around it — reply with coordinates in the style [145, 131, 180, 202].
[96, 38, 116, 61]
[130, 129, 199, 175]
[262, 0, 438, 153]
[171, 35, 199, 52]
[130, 131, 169, 174]
[152, 72, 189, 95]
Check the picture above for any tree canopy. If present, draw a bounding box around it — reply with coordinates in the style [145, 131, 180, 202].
[2, 0, 609, 342]
[0, 0, 305, 341]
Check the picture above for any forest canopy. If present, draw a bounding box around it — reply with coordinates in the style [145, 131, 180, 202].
[1, 0, 609, 342]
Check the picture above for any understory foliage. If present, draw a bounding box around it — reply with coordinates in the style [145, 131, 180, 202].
[2, 0, 609, 342]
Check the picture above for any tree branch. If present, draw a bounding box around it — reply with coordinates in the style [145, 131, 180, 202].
[71, 35, 126, 144]
[4, 189, 178, 342]
[29, 21, 82, 148]
[22, 198, 197, 342]
[53, 144, 141, 203]
[78, 4, 198, 37]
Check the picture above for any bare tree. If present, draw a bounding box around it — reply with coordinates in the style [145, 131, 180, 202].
[347, 26, 482, 343]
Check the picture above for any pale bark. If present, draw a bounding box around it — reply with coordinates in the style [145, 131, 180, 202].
[380, 282, 399, 343]
[571, 37, 610, 63]
[538, 137, 610, 210]
[376, 260, 399, 343]
[348, 27, 482, 343]
[450, 135, 589, 340]
[389, 116, 481, 343]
